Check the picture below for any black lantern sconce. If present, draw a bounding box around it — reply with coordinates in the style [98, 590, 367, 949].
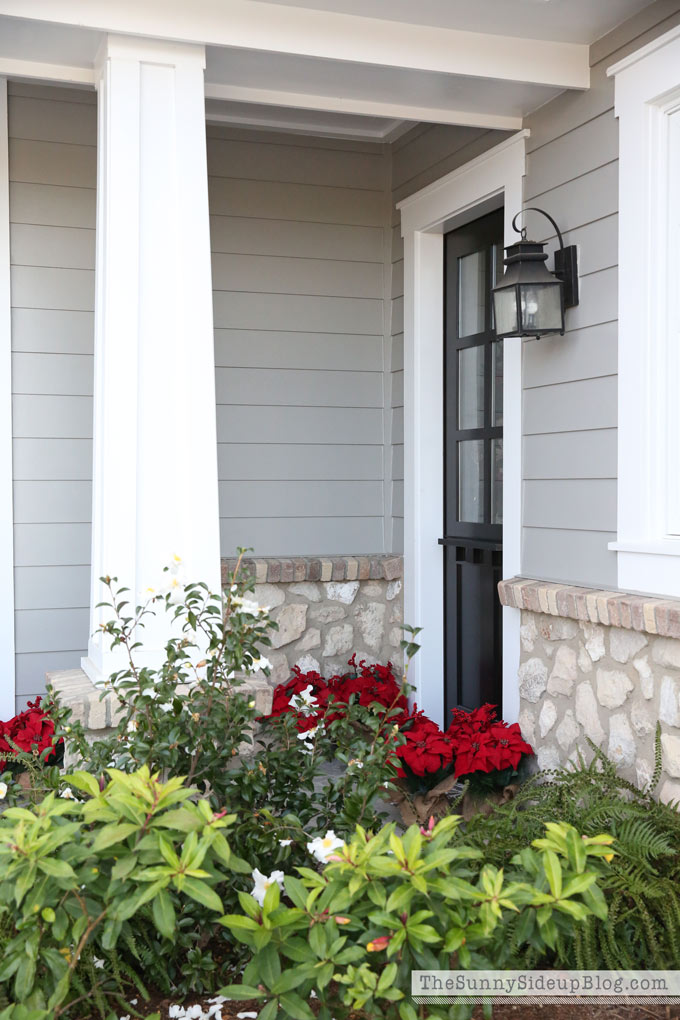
[492, 207, 579, 339]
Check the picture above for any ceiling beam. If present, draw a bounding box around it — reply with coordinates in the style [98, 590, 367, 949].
[0, 56, 94, 86]
[205, 83, 524, 132]
[0, 0, 590, 89]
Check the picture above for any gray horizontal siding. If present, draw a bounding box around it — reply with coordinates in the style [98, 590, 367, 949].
[209, 127, 388, 558]
[519, 2, 680, 589]
[9, 84, 95, 707]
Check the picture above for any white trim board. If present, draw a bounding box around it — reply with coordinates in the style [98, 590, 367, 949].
[608, 26, 680, 599]
[399, 129, 528, 726]
[0, 77, 15, 719]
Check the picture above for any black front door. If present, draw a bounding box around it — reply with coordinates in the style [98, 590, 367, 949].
[443, 208, 504, 719]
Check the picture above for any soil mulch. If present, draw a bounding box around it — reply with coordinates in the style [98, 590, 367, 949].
[117, 995, 680, 1020]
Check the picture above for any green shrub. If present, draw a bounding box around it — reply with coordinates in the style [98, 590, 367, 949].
[220, 816, 613, 1020]
[463, 729, 680, 968]
[0, 766, 246, 1018]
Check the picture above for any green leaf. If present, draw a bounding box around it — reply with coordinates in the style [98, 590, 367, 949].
[272, 969, 308, 994]
[561, 873, 597, 898]
[92, 823, 139, 852]
[36, 858, 76, 880]
[64, 771, 100, 798]
[152, 888, 176, 939]
[181, 877, 223, 913]
[257, 998, 279, 1020]
[258, 945, 281, 990]
[542, 850, 563, 899]
[279, 992, 315, 1020]
[218, 985, 267, 1000]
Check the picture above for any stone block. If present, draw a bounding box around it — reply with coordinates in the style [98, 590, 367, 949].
[652, 637, 680, 670]
[547, 645, 577, 696]
[633, 656, 654, 699]
[636, 758, 653, 790]
[87, 694, 108, 730]
[518, 658, 548, 704]
[631, 701, 654, 736]
[354, 602, 386, 652]
[325, 581, 360, 604]
[346, 558, 358, 581]
[660, 676, 680, 727]
[577, 643, 592, 674]
[322, 624, 354, 658]
[536, 745, 561, 771]
[311, 605, 346, 624]
[363, 582, 384, 599]
[596, 669, 634, 709]
[253, 583, 286, 609]
[662, 733, 680, 778]
[609, 627, 648, 664]
[518, 708, 536, 745]
[320, 560, 333, 582]
[659, 780, 680, 806]
[575, 682, 605, 744]
[386, 579, 402, 601]
[608, 713, 635, 769]
[520, 613, 538, 652]
[295, 654, 321, 674]
[538, 699, 557, 737]
[296, 628, 321, 652]
[289, 582, 321, 602]
[556, 710, 579, 751]
[270, 604, 308, 648]
[582, 623, 606, 662]
[538, 617, 578, 641]
[388, 627, 402, 647]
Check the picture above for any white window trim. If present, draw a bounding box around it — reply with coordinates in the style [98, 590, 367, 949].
[0, 77, 15, 718]
[608, 25, 680, 599]
[398, 129, 527, 726]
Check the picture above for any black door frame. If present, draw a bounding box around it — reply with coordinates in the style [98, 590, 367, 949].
[443, 208, 504, 719]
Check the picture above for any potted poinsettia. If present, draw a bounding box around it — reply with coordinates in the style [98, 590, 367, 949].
[0, 696, 64, 789]
[447, 704, 533, 819]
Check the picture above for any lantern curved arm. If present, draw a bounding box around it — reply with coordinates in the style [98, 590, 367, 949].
[512, 207, 565, 251]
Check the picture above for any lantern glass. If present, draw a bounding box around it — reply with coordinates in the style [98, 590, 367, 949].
[492, 286, 518, 336]
[520, 282, 563, 333]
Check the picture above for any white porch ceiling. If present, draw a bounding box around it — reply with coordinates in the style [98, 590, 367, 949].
[256, 0, 658, 45]
[0, 0, 657, 139]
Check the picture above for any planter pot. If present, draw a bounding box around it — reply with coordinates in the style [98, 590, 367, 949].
[388, 773, 460, 827]
[389, 777, 520, 826]
[459, 782, 519, 821]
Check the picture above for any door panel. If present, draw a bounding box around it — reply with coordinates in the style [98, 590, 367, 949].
[443, 208, 504, 718]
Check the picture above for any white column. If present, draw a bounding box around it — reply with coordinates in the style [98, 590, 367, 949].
[82, 36, 220, 684]
[0, 78, 15, 717]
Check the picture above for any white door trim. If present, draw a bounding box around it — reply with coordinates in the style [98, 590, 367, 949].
[0, 77, 15, 718]
[399, 129, 527, 726]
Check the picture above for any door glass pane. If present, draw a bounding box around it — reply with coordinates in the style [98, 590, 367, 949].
[458, 250, 487, 337]
[458, 345, 485, 429]
[492, 341, 503, 426]
[458, 440, 484, 523]
[491, 438, 503, 525]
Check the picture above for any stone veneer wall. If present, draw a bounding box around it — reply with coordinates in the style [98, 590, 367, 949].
[499, 578, 680, 805]
[222, 555, 404, 685]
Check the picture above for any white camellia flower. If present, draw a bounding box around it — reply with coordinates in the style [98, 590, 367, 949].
[289, 684, 318, 715]
[0, 782, 7, 800]
[60, 787, 79, 801]
[278, 838, 292, 847]
[250, 656, 272, 673]
[169, 554, 183, 575]
[166, 574, 185, 605]
[347, 758, 364, 770]
[251, 868, 285, 906]
[307, 830, 344, 863]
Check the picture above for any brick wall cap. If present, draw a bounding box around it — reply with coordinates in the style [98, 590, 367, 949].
[222, 554, 403, 585]
[499, 576, 680, 640]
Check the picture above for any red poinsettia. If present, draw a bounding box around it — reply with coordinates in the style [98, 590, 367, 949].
[265, 667, 329, 731]
[396, 709, 454, 778]
[447, 704, 533, 779]
[0, 697, 62, 763]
